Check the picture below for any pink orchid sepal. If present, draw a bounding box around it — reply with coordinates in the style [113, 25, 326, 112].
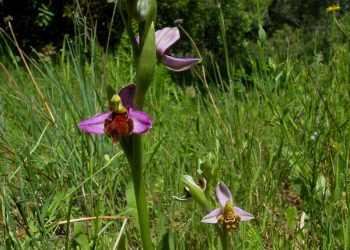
[155, 27, 200, 72]
[137, 27, 200, 72]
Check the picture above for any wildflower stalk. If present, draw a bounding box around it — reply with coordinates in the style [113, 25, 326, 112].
[5, 17, 56, 124]
[218, 229, 228, 250]
[128, 22, 156, 250]
[128, 61, 155, 250]
[118, 2, 156, 249]
[129, 134, 153, 249]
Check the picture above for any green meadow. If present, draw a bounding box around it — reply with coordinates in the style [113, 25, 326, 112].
[1, 7, 350, 250]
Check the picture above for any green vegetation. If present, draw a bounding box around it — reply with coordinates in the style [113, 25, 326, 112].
[1, 3, 350, 250]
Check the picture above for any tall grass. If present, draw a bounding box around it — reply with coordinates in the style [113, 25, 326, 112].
[1, 13, 350, 249]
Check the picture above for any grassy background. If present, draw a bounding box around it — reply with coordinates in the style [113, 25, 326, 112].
[1, 14, 350, 249]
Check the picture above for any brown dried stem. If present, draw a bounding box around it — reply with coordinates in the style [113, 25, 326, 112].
[5, 17, 55, 124]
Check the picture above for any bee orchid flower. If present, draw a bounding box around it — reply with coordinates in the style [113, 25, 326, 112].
[201, 182, 254, 231]
[137, 27, 200, 72]
[79, 84, 153, 144]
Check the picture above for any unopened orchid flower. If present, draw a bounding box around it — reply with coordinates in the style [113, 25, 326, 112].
[79, 84, 153, 144]
[202, 182, 254, 231]
[137, 27, 200, 72]
[173, 175, 206, 202]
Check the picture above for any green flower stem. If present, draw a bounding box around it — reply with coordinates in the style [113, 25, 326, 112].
[130, 134, 153, 250]
[218, 228, 228, 250]
[118, 4, 155, 248]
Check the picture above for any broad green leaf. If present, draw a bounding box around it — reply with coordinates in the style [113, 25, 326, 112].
[126, 181, 139, 231]
[136, 22, 156, 103]
[284, 206, 297, 231]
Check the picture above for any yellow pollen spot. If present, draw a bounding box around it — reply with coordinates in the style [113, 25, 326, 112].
[326, 4, 341, 12]
[110, 94, 127, 114]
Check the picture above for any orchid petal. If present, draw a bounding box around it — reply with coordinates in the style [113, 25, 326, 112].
[119, 84, 136, 109]
[128, 108, 153, 134]
[155, 27, 180, 55]
[201, 207, 222, 224]
[79, 112, 112, 134]
[162, 54, 200, 72]
[234, 206, 255, 222]
[216, 182, 233, 206]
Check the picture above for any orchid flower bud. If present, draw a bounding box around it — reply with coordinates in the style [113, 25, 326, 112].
[173, 176, 206, 202]
[135, 0, 150, 21]
[181, 175, 210, 211]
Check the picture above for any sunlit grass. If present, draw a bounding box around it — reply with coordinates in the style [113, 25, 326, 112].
[1, 20, 350, 249]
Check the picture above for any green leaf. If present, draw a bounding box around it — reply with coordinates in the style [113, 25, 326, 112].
[156, 230, 176, 250]
[126, 181, 139, 230]
[316, 174, 330, 198]
[143, 0, 156, 27]
[258, 25, 266, 42]
[72, 222, 90, 249]
[156, 231, 170, 250]
[136, 22, 156, 104]
[284, 206, 297, 231]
